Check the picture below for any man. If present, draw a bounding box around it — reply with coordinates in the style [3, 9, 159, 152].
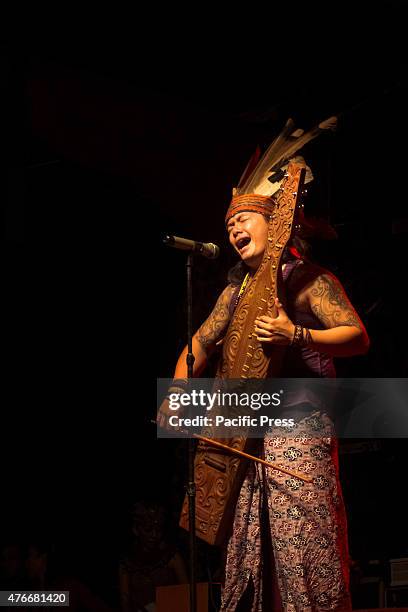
[158, 119, 369, 611]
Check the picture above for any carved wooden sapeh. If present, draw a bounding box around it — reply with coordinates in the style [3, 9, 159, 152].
[180, 162, 306, 545]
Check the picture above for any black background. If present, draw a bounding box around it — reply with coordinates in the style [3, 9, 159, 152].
[1, 3, 407, 607]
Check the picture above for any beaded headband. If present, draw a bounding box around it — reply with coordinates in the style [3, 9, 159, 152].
[225, 194, 275, 224]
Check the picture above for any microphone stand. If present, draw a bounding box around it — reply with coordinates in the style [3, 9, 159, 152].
[186, 253, 197, 612]
[163, 235, 219, 611]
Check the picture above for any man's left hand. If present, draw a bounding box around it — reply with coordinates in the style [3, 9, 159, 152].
[254, 298, 295, 345]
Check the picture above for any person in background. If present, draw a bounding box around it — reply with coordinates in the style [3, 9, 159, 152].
[119, 500, 188, 612]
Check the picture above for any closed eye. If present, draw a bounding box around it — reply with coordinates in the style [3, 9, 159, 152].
[227, 215, 249, 233]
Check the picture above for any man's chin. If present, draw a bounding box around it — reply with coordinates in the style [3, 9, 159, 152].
[240, 253, 262, 270]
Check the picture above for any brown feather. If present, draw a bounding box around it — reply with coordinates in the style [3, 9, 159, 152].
[236, 146, 261, 191]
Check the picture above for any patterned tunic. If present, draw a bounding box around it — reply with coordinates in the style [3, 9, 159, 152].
[220, 260, 352, 612]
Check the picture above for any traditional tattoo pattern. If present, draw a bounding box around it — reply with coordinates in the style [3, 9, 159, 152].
[196, 285, 235, 353]
[309, 274, 362, 329]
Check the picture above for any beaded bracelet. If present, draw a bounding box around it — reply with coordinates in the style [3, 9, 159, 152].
[291, 324, 304, 346]
[167, 385, 187, 396]
[291, 325, 313, 348]
[172, 377, 189, 389]
[166, 378, 189, 399]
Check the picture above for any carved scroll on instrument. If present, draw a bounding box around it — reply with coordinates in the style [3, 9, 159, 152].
[180, 162, 306, 545]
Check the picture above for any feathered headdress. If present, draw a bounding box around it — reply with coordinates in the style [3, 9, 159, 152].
[225, 116, 337, 235]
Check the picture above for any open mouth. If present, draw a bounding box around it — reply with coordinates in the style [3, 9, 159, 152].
[236, 236, 251, 251]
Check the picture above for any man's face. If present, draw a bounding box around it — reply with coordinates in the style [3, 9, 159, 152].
[227, 211, 269, 270]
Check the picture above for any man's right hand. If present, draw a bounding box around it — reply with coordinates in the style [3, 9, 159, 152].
[156, 397, 188, 433]
[156, 397, 173, 431]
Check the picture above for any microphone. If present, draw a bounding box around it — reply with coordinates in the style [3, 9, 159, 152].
[163, 235, 220, 259]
